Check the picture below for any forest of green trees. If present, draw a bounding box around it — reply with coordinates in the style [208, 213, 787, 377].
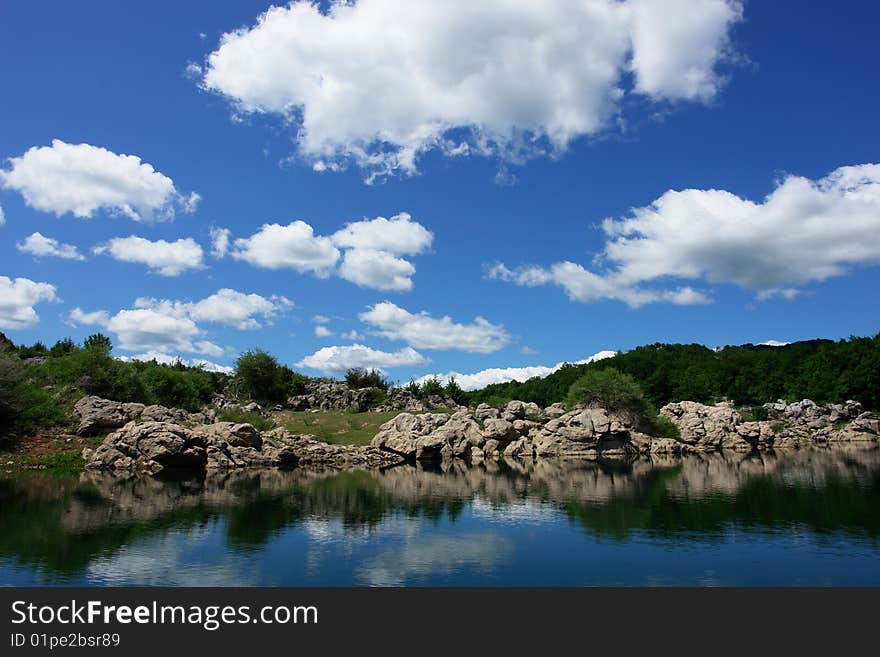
[466, 335, 880, 411]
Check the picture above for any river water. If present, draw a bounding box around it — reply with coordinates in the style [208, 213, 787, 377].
[2, 447, 879, 586]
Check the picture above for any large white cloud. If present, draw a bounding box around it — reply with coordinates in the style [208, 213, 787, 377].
[70, 306, 219, 355]
[70, 288, 292, 355]
[93, 236, 205, 276]
[331, 212, 433, 255]
[225, 212, 432, 290]
[338, 249, 416, 292]
[0, 276, 58, 330]
[230, 221, 340, 275]
[296, 344, 428, 374]
[0, 140, 199, 221]
[492, 163, 880, 305]
[415, 350, 617, 391]
[17, 232, 85, 261]
[359, 301, 510, 353]
[134, 289, 293, 330]
[201, 0, 742, 180]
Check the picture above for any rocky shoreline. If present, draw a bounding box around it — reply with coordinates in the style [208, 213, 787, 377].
[74, 394, 880, 476]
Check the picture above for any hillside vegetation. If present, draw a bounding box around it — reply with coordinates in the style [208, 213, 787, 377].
[467, 335, 880, 411]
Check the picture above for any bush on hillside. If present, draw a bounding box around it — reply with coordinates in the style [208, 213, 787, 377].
[234, 350, 294, 404]
[344, 368, 389, 390]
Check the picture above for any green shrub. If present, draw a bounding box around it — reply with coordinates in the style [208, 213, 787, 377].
[741, 405, 769, 422]
[290, 371, 310, 396]
[217, 408, 275, 432]
[345, 368, 389, 390]
[444, 377, 467, 405]
[650, 415, 681, 440]
[566, 369, 649, 416]
[234, 350, 292, 404]
[419, 377, 444, 398]
[0, 351, 65, 437]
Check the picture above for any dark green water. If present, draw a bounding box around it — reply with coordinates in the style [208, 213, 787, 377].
[2, 448, 879, 586]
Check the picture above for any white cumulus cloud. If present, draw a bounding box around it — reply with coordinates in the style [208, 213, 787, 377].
[0, 276, 58, 330]
[491, 163, 880, 305]
[134, 288, 293, 330]
[331, 212, 433, 255]
[415, 350, 617, 391]
[17, 232, 85, 261]
[201, 0, 742, 180]
[209, 226, 231, 258]
[338, 249, 416, 292]
[93, 235, 205, 276]
[70, 306, 219, 355]
[0, 140, 199, 221]
[297, 344, 428, 374]
[314, 325, 333, 338]
[226, 213, 432, 291]
[359, 301, 509, 353]
[230, 221, 340, 275]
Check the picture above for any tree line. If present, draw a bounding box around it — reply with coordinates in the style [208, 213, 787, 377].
[466, 334, 880, 411]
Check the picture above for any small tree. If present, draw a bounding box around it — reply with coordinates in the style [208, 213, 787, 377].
[234, 350, 291, 404]
[84, 333, 113, 354]
[345, 368, 389, 390]
[566, 368, 652, 426]
[444, 377, 466, 404]
[49, 338, 76, 357]
[419, 377, 444, 398]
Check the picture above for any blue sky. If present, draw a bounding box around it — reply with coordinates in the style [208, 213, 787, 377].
[1, 0, 878, 389]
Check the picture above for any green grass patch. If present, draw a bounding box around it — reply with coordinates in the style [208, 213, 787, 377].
[276, 410, 404, 446]
[2, 436, 103, 478]
[216, 408, 275, 432]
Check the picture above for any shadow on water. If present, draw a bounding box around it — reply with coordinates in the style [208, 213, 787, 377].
[1, 446, 879, 582]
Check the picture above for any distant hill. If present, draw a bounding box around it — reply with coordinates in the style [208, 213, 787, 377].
[466, 334, 880, 411]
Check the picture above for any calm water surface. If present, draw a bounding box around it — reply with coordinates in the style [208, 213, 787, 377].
[2, 448, 879, 586]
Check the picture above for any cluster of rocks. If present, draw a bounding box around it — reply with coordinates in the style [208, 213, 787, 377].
[82, 421, 403, 475]
[286, 379, 460, 413]
[76, 393, 879, 476]
[74, 396, 217, 436]
[372, 388, 462, 413]
[659, 399, 879, 452]
[286, 379, 385, 412]
[370, 400, 635, 463]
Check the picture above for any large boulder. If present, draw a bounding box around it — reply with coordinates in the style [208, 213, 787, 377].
[532, 407, 632, 459]
[74, 396, 144, 435]
[370, 412, 483, 461]
[660, 402, 742, 451]
[73, 395, 213, 436]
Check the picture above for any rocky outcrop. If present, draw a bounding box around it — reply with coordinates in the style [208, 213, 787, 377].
[74, 396, 215, 436]
[660, 402, 744, 451]
[660, 399, 879, 452]
[372, 389, 461, 413]
[83, 421, 403, 475]
[286, 379, 384, 412]
[371, 403, 637, 462]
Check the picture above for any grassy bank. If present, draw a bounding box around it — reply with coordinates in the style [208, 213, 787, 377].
[274, 410, 403, 446]
[1, 432, 103, 478]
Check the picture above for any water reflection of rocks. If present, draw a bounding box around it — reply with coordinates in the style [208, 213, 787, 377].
[2, 446, 878, 579]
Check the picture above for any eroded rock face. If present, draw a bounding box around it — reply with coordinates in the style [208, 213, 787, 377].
[371, 405, 636, 462]
[660, 402, 742, 451]
[83, 421, 403, 475]
[660, 400, 879, 452]
[73, 396, 215, 436]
